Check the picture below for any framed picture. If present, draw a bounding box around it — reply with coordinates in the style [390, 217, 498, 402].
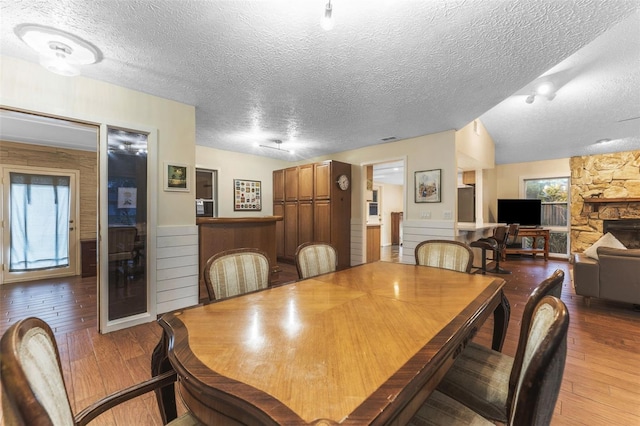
[415, 169, 441, 203]
[164, 162, 189, 192]
[234, 179, 262, 211]
[117, 187, 137, 208]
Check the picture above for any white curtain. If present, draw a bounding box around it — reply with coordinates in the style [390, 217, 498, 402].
[9, 173, 70, 271]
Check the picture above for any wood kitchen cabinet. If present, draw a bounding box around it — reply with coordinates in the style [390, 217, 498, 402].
[284, 167, 298, 201]
[367, 225, 381, 262]
[273, 169, 284, 202]
[274, 160, 351, 269]
[298, 164, 314, 200]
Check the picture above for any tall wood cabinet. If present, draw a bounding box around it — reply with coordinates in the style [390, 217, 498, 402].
[273, 160, 351, 269]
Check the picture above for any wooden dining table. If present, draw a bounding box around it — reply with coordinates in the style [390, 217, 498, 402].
[152, 261, 509, 425]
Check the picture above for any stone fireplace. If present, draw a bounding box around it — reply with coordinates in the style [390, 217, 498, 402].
[570, 150, 640, 253]
[603, 219, 640, 249]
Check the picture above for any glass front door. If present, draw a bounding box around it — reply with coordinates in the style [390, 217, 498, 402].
[2, 166, 78, 283]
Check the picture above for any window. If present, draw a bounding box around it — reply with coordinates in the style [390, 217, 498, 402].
[523, 177, 569, 257]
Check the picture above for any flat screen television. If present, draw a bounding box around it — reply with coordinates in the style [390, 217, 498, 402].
[497, 199, 542, 226]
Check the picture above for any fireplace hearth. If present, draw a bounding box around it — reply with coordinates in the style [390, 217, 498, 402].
[604, 219, 640, 249]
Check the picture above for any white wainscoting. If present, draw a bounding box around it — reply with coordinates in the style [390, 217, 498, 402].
[401, 220, 456, 264]
[156, 225, 199, 314]
[350, 218, 365, 266]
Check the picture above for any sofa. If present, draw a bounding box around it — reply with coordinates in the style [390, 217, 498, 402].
[573, 246, 640, 307]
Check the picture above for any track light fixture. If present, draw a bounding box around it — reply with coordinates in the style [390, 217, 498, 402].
[525, 81, 556, 104]
[259, 139, 294, 154]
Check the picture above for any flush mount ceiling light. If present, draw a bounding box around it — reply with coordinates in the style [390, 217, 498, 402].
[259, 139, 294, 154]
[321, 0, 334, 31]
[15, 24, 100, 77]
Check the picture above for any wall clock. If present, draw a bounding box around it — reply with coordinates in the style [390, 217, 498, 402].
[337, 174, 350, 190]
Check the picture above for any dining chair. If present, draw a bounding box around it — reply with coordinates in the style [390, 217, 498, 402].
[108, 226, 138, 285]
[435, 269, 564, 423]
[0, 316, 201, 426]
[409, 294, 569, 426]
[203, 248, 271, 301]
[414, 240, 474, 273]
[294, 242, 338, 279]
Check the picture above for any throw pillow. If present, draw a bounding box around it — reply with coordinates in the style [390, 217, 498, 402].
[583, 232, 627, 260]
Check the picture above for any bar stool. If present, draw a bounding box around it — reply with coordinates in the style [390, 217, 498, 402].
[472, 225, 511, 274]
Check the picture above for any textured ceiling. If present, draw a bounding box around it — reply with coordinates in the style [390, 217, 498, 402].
[1, 0, 639, 164]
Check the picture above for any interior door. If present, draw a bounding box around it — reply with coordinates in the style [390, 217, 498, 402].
[1, 166, 78, 284]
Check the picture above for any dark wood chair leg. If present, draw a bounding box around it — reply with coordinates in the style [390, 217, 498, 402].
[151, 331, 177, 424]
[491, 290, 511, 352]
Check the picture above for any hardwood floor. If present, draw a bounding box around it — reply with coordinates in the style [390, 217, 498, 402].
[1, 257, 639, 425]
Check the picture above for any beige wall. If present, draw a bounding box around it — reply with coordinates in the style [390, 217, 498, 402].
[494, 157, 570, 220]
[195, 145, 290, 217]
[307, 130, 457, 223]
[0, 141, 97, 240]
[0, 56, 196, 227]
[455, 119, 495, 170]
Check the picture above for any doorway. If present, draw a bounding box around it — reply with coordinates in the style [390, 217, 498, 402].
[364, 160, 406, 263]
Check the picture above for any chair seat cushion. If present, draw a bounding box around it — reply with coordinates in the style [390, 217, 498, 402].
[436, 341, 513, 422]
[168, 413, 204, 425]
[408, 390, 494, 426]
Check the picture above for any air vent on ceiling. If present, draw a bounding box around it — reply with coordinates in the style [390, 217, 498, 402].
[381, 136, 397, 141]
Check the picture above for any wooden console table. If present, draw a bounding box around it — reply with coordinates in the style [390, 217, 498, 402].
[504, 227, 550, 261]
[197, 216, 282, 301]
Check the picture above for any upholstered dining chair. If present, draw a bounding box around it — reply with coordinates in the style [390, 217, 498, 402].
[0, 316, 200, 426]
[203, 248, 271, 301]
[108, 226, 138, 285]
[294, 242, 338, 279]
[409, 294, 569, 426]
[414, 240, 474, 273]
[434, 269, 565, 423]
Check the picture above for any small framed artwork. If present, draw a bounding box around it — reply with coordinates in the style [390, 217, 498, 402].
[234, 179, 262, 211]
[164, 162, 189, 192]
[117, 187, 137, 208]
[415, 169, 441, 203]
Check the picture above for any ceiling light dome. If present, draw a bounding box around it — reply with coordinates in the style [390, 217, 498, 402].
[15, 24, 100, 77]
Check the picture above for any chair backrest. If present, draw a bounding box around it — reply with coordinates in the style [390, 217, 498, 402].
[493, 225, 510, 248]
[295, 242, 338, 279]
[203, 248, 271, 301]
[507, 269, 564, 413]
[1, 317, 75, 426]
[414, 240, 474, 273]
[108, 226, 137, 260]
[507, 223, 520, 245]
[508, 296, 569, 426]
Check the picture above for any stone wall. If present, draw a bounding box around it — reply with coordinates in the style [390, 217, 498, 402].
[570, 150, 640, 252]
